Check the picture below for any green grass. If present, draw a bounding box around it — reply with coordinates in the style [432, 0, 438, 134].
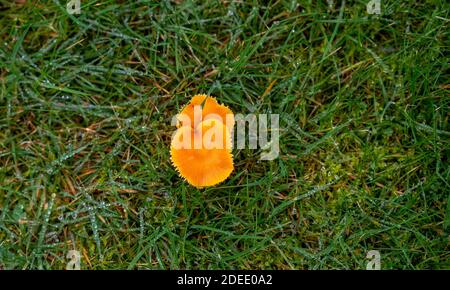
[0, 0, 449, 269]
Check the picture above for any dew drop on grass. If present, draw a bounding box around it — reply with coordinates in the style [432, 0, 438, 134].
[99, 201, 107, 209]
[139, 208, 145, 243]
[46, 145, 88, 175]
[42, 78, 55, 86]
[88, 205, 102, 260]
[36, 193, 56, 256]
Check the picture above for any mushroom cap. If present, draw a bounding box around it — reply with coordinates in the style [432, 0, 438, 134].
[177, 94, 235, 132]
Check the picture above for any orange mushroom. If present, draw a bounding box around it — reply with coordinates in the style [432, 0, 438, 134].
[170, 95, 234, 187]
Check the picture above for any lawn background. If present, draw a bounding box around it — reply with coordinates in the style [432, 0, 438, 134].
[0, 0, 448, 269]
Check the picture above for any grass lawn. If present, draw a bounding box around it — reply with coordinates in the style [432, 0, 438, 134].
[0, 0, 448, 269]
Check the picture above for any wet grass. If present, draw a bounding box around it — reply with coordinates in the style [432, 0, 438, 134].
[0, 0, 449, 269]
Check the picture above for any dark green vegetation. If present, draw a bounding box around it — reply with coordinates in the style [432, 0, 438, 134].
[0, 0, 448, 269]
